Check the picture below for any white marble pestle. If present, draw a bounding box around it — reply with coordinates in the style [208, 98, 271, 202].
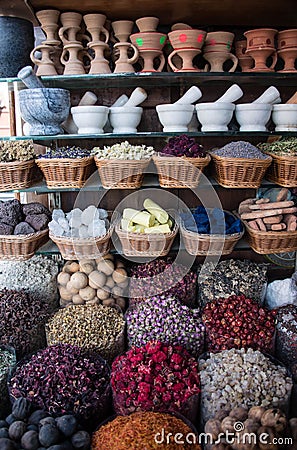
[111, 94, 129, 107]
[123, 87, 148, 107]
[63, 91, 98, 134]
[215, 84, 243, 103]
[174, 86, 202, 104]
[252, 86, 281, 104]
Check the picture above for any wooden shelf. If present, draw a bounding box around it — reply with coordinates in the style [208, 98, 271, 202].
[27, 0, 297, 27]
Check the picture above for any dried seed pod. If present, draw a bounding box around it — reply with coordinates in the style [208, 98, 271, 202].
[112, 268, 127, 284]
[70, 272, 88, 290]
[230, 407, 248, 421]
[79, 286, 96, 301]
[248, 406, 266, 423]
[244, 419, 260, 434]
[97, 288, 110, 301]
[72, 294, 85, 305]
[80, 263, 95, 275]
[204, 419, 222, 440]
[257, 426, 278, 450]
[112, 286, 123, 297]
[105, 277, 115, 289]
[221, 416, 238, 433]
[59, 287, 73, 301]
[66, 281, 79, 295]
[102, 298, 115, 306]
[89, 271, 106, 289]
[98, 260, 114, 276]
[68, 262, 80, 273]
[261, 409, 287, 433]
[57, 272, 70, 286]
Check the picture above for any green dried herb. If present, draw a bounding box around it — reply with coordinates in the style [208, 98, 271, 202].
[258, 137, 297, 156]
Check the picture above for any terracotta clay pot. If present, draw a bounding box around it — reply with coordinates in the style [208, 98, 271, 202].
[204, 31, 235, 53]
[113, 42, 139, 73]
[278, 29, 297, 50]
[59, 12, 82, 45]
[203, 51, 238, 72]
[245, 47, 277, 72]
[112, 20, 134, 42]
[136, 16, 159, 32]
[83, 13, 109, 43]
[88, 41, 111, 74]
[36, 9, 60, 45]
[31, 44, 58, 76]
[130, 32, 167, 51]
[235, 40, 253, 72]
[168, 29, 206, 50]
[244, 28, 277, 50]
[61, 43, 86, 75]
[168, 48, 201, 72]
[278, 48, 297, 72]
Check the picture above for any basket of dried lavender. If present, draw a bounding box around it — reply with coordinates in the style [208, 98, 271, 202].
[259, 137, 297, 187]
[0, 140, 41, 191]
[210, 140, 272, 188]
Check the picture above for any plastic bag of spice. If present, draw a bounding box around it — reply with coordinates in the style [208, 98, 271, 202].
[266, 277, 297, 309]
[276, 305, 297, 368]
[0, 345, 16, 418]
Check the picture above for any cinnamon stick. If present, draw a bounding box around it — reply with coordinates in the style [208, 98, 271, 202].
[248, 200, 294, 210]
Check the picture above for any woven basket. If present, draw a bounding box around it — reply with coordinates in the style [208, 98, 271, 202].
[241, 218, 297, 255]
[264, 153, 297, 187]
[36, 157, 95, 189]
[94, 157, 150, 189]
[180, 211, 244, 256]
[115, 220, 178, 257]
[153, 154, 211, 188]
[211, 153, 272, 188]
[49, 227, 113, 260]
[0, 229, 49, 261]
[0, 159, 40, 191]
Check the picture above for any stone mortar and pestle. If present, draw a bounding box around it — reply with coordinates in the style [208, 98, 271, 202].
[17, 66, 70, 135]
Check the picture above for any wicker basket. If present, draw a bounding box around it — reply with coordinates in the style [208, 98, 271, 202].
[0, 159, 40, 191]
[94, 157, 150, 189]
[153, 154, 211, 188]
[0, 229, 49, 261]
[36, 157, 95, 189]
[211, 153, 272, 188]
[264, 153, 297, 187]
[115, 220, 178, 257]
[180, 211, 244, 256]
[49, 227, 113, 260]
[241, 218, 297, 255]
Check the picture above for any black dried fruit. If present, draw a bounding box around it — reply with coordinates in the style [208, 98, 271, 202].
[21, 430, 39, 450]
[0, 223, 14, 235]
[48, 443, 73, 450]
[0, 199, 23, 227]
[56, 415, 77, 437]
[25, 214, 49, 232]
[28, 411, 48, 425]
[39, 424, 60, 447]
[27, 425, 38, 432]
[12, 397, 31, 420]
[0, 429, 9, 438]
[5, 415, 16, 426]
[0, 420, 8, 428]
[22, 203, 51, 218]
[14, 222, 35, 235]
[9, 421, 27, 440]
[39, 417, 56, 427]
[0, 438, 16, 450]
[71, 431, 90, 449]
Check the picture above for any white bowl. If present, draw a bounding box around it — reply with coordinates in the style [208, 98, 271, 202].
[156, 104, 194, 132]
[195, 102, 235, 132]
[272, 104, 297, 131]
[109, 106, 143, 133]
[71, 105, 109, 134]
[235, 103, 272, 132]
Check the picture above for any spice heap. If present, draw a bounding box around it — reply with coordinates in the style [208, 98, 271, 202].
[199, 348, 293, 422]
[181, 206, 242, 234]
[49, 205, 108, 238]
[92, 141, 155, 160]
[0, 289, 49, 358]
[204, 405, 288, 450]
[58, 255, 128, 310]
[120, 199, 173, 234]
[129, 257, 197, 307]
[198, 259, 268, 306]
[111, 341, 200, 419]
[38, 145, 92, 159]
[126, 295, 204, 357]
[238, 193, 297, 231]
[276, 305, 297, 367]
[92, 411, 201, 450]
[0, 397, 91, 449]
[160, 135, 206, 157]
[0, 199, 51, 235]
[9, 344, 111, 422]
[202, 294, 276, 353]
[0, 140, 35, 162]
[0, 347, 16, 417]
[258, 137, 297, 156]
[211, 141, 270, 159]
[0, 255, 59, 309]
[46, 304, 125, 362]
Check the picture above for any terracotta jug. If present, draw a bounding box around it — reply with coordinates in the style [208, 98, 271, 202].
[30, 44, 58, 75]
[83, 13, 109, 43]
[278, 48, 297, 72]
[244, 28, 277, 50]
[278, 29, 297, 50]
[203, 51, 238, 72]
[136, 16, 159, 32]
[114, 42, 138, 73]
[235, 39, 253, 72]
[112, 20, 134, 42]
[61, 43, 86, 75]
[59, 12, 82, 45]
[88, 41, 111, 74]
[36, 9, 60, 45]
